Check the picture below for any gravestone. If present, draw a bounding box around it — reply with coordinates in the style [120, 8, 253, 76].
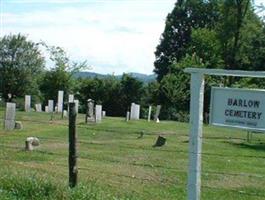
[95, 105, 102, 123]
[35, 104, 42, 112]
[25, 137, 40, 151]
[86, 99, 95, 122]
[69, 94, 74, 103]
[57, 90, 64, 113]
[126, 111, 130, 122]
[102, 111, 106, 117]
[153, 135, 166, 147]
[148, 106, 152, 122]
[15, 121, 23, 129]
[130, 103, 140, 120]
[25, 95, 31, 112]
[63, 110, 68, 118]
[45, 106, 49, 112]
[4, 103, 16, 130]
[48, 100, 54, 113]
[74, 100, 79, 114]
[154, 105, 161, 121]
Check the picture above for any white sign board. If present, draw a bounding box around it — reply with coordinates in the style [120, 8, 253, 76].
[210, 87, 265, 131]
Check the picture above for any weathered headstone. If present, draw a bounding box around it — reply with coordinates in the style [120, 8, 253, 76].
[154, 105, 161, 121]
[86, 99, 95, 122]
[4, 103, 16, 130]
[48, 100, 54, 113]
[74, 100, 79, 114]
[153, 135, 166, 147]
[69, 94, 74, 103]
[95, 105, 102, 123]
[148, 106, 152, 122]
[102, 111, 106, 117]
[35, 104, 42, 112]
[25, 95, 31, 112]
[130, 103, 140, 120]
[15, 121, 23, 129]
[63, 110, 68, 118]
[25, 137, 40, 151]
[45, 106, 49, 113]
[57, 90, 64, 113]
[88, 99, 94, 117]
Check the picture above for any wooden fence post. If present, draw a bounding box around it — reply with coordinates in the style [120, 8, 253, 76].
[69, 102, 77, 188]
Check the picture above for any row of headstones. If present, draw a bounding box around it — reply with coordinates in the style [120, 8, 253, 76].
[126, 103, 161, 122]
[25, 91, 79, 114]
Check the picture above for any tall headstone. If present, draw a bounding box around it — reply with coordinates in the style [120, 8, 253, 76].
[130, 103, 140, 120]
[4, 103, 16, 130]
[35, 104, 42, 112]
[86, 99, 95, 122]
[148, 106, 152, 122]
[69, 94, 74, 103]
[102, 111, 106, 117]
[135, 104, 140, 120]
[48, 100, 54, 113]
[130, 103, 135, 119]
[74, 100, 79, 114]
[25, 95, 31, 112]
[57, 90, 64, 113]
[95, 105, 102, 123]
[154, 105, 161, 121]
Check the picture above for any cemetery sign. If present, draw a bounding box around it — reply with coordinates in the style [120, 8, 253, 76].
[210, 87, 265, 131]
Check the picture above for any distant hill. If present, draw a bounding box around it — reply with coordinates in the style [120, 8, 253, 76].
[74, 72, 156, 83]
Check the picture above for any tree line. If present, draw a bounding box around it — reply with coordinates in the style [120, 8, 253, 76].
[0, 0, 264, 121]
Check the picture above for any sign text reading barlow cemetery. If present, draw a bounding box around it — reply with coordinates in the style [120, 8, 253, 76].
[210, 87, 265, 131]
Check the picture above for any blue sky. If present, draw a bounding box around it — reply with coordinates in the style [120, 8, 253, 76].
[0, 0, 265, 75]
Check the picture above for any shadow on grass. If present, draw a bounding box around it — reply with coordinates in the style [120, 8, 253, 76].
[227, 141, 265, 151]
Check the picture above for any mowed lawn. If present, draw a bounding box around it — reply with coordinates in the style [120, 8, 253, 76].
[0, 109, 265, 200]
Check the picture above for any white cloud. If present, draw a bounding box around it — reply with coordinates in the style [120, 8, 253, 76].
[2, 1, 175, 74]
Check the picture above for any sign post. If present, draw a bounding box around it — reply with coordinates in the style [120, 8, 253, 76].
[187, 72, 204, 200]
[184, 68, 265, 200]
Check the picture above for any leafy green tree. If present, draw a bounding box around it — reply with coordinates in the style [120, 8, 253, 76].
[120, 74, 144, 112]
[0, 34, 45, 101]
[154, 0, 265, 119]
[78, 76, 124, 115]
[217, 0, 251, 71]
[39, 44, 88, 103]
[154, 0, 219, 81]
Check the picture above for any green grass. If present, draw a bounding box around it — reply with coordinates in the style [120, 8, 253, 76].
[0, 110, 265, 199]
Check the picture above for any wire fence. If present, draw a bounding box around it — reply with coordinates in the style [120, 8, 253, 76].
[0, 109, 265, 198]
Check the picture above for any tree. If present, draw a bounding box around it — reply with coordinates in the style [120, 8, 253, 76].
[215, 0, 250, 72]
[0, 34, 45, 101]
[39, 44, 88, 103]
[78, 76, 123, 115]
[154, 0, 219, 81]
[153, 0, 265, 119]
[120, 74, 143, 112]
